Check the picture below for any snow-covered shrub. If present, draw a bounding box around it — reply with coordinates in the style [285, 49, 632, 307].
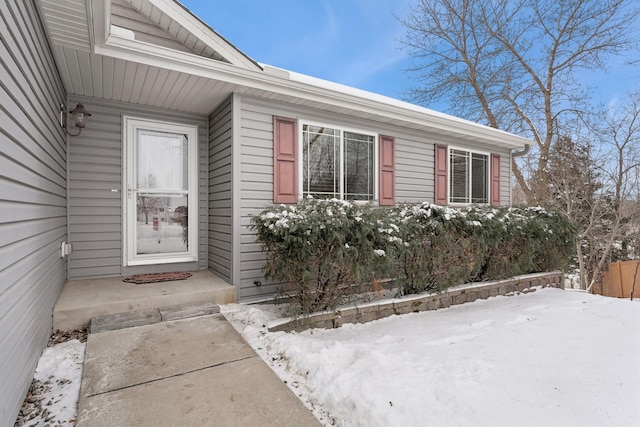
[463, 206, 575, 280]
[388, 203, 486, 294]
[251, 199, 576, 314]
[250, 198, 393, 315]
[389, 204, 576, 294]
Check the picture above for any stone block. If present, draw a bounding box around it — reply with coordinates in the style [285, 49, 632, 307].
[379, 305, 395, 318]
[478, 288, 491, 299]
[439, 295, 452, 308]
[410, 299, 424, 312]
[285, 318, 314, 333]
[424, 298, 440, 311]
[452, 292, 467, 305]
[360, 312, 380, 323]
[394, 300, 418, 315]
[342, 313, 358, 324]
[357, 305, 379, 315]
[353, 312, 365, 324]
[465, 290, 478, 303]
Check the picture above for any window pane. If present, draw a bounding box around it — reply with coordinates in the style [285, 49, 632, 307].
[344, 132, 375, 201]
[136, 194, 188, 254]
[303, 126, 340, 198]
[450, 149, 468, 203]
[136, 130, 188, 191]
[471, 153, 488, 203]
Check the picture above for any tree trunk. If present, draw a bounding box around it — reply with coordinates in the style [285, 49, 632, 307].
[576, 241, 586, 290]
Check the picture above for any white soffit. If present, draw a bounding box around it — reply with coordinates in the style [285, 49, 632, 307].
[38, 0, 92, 52]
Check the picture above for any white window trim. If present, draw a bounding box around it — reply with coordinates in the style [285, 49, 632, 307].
[122, 116, 199, 266]
[447, 145, 491, 206]
[297, 120, 379, 203]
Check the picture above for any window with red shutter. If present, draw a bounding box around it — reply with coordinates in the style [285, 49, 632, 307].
[443, 146, 492, 205]
[274, 118, 395, 205]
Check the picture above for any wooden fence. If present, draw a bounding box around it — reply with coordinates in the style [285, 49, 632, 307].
[592, 260, 640, 299]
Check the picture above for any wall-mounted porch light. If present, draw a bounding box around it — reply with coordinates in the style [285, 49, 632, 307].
[60, 103, 91, 136]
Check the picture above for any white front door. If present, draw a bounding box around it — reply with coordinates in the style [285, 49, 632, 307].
[123, 116, 198, 266]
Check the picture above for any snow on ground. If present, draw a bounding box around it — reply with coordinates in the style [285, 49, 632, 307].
[222, 288, 640, 427]
[15, 340, 85, 426]
[17, 288, 639, 426]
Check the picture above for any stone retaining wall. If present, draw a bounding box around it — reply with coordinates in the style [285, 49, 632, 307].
[268, 272, 564, 333]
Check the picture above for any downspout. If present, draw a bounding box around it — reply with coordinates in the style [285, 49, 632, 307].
[511, 144, 531, 158]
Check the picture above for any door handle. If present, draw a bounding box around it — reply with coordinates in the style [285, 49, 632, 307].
[127, 185, 139, 199]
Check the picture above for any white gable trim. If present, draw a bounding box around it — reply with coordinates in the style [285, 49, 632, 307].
[134, 0, 261, 70]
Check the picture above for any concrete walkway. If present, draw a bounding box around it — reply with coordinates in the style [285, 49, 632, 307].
[76, 313, 321, 426]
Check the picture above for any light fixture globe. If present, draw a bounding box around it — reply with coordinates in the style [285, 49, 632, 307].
[69, 103, 91, 128]
[60, 102, 92, 136]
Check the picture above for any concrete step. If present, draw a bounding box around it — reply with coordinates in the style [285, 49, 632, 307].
[90, 301, 221, 334]
[54, 270, 235, 331]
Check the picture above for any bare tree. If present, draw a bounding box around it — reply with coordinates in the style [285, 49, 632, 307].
[137, 173, 160, 224]
[400, 0, 638, 205]
[581, 93, 640, 291]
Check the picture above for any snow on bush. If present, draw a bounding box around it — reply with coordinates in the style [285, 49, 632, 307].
[251, 198, 576, 315]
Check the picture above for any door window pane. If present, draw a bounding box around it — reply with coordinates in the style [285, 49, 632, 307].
[136, 194, 188, 254]
[136, 130, 188, 191]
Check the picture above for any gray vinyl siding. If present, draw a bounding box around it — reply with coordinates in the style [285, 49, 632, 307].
[67, 96, 209, 279]
[235, 95, 514, 301]
[208, 96, 233, 282]
[0, 1, 67, 424]
[111, 0, 195, 55]
[110, 0, 223, 62]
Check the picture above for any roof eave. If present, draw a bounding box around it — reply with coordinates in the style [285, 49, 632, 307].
[98, 35, 530, 149]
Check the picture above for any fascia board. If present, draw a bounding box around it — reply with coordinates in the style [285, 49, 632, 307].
[99, 35, 530, 149]
[88, 0, 108, 52]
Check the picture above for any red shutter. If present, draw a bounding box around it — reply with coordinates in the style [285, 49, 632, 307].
[273, 116, 298, 204]
[379, 135, 395, 206]
[434, 144, 448, 205]
[490, 153, 501, 206]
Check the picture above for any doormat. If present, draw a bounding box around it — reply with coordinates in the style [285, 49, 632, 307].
[123, 272, 192, 284]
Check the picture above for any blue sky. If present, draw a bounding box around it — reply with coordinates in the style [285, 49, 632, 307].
[181, 0, 415, 98]
[180, 0, 638, 112]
